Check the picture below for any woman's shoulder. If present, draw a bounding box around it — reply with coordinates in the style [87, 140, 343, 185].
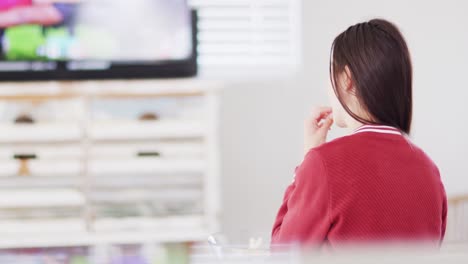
[301, 134, 359, 171]
[312, 133, 364, 154]
[309, 132, 440, 176]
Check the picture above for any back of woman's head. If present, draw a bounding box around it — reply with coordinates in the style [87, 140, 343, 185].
[330, 19, 413, 134]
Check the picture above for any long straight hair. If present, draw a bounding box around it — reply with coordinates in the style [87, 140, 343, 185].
[330, 19, 413, 134]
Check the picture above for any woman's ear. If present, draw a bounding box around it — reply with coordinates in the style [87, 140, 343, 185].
[343, 66, 354, 93]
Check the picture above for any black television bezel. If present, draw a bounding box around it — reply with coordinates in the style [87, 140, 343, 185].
[0, 9, 198, 82]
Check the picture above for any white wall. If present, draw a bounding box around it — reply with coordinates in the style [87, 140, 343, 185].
[219, 0, 468, 243]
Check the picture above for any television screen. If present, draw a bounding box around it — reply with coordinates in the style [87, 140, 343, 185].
[0, 0, 197, 81]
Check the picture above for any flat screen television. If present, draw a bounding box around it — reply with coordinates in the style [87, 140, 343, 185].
[0, 0, 197, 81]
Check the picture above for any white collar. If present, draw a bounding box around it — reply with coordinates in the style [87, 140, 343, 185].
[353, 124, 402, 136]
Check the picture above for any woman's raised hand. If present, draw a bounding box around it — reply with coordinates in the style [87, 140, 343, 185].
[304, 107, 334, 155]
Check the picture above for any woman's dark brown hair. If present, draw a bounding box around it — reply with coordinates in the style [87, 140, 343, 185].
[330, 19, 413, 134]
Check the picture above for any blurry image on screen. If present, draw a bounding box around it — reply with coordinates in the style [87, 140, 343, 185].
[0, 0, 192, 62]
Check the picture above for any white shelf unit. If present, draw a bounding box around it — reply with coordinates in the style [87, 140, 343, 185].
[0, 79, 222, 249]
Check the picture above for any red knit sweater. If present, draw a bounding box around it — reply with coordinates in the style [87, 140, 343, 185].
[271, 125, 447, 246]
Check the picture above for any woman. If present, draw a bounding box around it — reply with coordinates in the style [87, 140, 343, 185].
[271, 19, 447, 247]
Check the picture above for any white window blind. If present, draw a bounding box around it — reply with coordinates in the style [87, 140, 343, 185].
[188, 0, 302, 76]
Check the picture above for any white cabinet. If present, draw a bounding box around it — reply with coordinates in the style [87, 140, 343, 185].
[0, 79, 221, 248]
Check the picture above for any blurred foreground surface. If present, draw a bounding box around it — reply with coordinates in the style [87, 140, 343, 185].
[0, 242, 467, 264]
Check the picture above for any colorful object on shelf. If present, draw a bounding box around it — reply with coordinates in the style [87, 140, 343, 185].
[0, 247, 93, 264]
[166, 243, 189, 264]
[110, 245, 150, 264]
[69, 255, 90, 264]
[0, 243, 194, 263]
[110, 255, 149, 264]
